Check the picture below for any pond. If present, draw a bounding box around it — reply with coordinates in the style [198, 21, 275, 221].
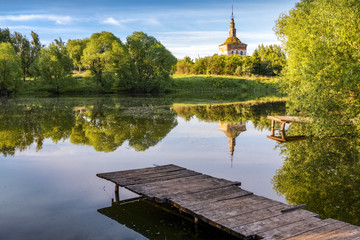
[0, 96, 359, 239]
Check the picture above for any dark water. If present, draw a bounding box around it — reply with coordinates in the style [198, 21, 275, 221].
[0, 96, 358, 239]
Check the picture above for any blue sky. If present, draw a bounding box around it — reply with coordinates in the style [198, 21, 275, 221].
[0, 0, 298, 59]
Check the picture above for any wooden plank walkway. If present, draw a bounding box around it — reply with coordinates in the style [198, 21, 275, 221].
[97, 164, 360, 240]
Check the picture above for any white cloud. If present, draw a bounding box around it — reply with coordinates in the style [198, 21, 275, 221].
[1, 25, 81, 32]
[145, 18, 161, 26]
[101, 16, 161, 28]
[102, 17, 122, 26]
[0, 14, 73, 24]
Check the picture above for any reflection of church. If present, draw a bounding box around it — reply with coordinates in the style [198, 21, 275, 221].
[219, 122, 246, 158]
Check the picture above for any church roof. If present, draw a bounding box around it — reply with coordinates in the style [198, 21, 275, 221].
[219, 36, 247, 46]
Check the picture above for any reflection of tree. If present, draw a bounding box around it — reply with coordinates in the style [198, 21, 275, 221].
[71, 106, 177, 152]
[172, 100, 286, 130]
[0, 99, 74, 156]
[272, 137, 360, 225]
[0, 98, 177, 156]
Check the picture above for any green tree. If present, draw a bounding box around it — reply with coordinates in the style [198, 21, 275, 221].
[66, 38, 88, 72]
[224, 55, 242, 75]
[274, 0, 360, 136]
[126, 31, 177, 92]
[207, 54, 227, 75]
[192, 57, 209, 75]
[190, 54, 258, 77]
[176, 56, 193, 74]
[251, 44, 286, 76]
[234, 56, 253, 76]
[108, 40, 135, 90]
[0, 42, 22, 94]
[12, 32, 31, 81]
[29, 31, 43, 80]
[0, 28, 12, 43]
[81, 31, 123, 89]
[36, 39, 73, 94]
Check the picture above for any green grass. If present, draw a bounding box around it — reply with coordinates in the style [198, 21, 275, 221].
[170, 74, 279, 93]
[18, 73, 282, 96]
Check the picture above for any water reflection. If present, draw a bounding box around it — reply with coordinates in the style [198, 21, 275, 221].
[172, 100, 286, 162]
[0, 97, 177, 155]
[171, 100, 286, 129]
[219, 122, 246, 157]
[1, 96, 359, 237]
[0, 98, 286, 156]
[98, 198, 239, 240]
[272, 135, 360, 226]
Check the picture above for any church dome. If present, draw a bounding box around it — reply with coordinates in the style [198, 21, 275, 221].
[219, 36, 244, 46]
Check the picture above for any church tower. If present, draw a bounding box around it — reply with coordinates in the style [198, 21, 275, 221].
[219, 6, 247, 56]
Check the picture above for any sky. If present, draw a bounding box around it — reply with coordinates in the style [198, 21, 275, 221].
[0, 0, 298, 59]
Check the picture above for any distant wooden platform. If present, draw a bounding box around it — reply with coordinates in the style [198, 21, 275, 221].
[97, 164, 360, 239]
[267, 116, 310, 131]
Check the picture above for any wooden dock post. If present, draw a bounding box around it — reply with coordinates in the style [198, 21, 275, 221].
[115, 184, 120, 204]
[271, 119, 275, 135]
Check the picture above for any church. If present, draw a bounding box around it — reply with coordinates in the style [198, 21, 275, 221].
[219, 8, 247, 56]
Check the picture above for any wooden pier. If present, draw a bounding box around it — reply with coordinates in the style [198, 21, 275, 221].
[97, 164, 360, 240]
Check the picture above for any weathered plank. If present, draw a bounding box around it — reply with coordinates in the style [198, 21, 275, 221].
[133, 176, 238, 197]
[286, 218, 350, 240]
[110, 169, 201, 186]
[308, 224, 360, 240]
[97, 164, 184, 180]
[216, 203, 288, 228]
[169, 185, 252, 206]
[258, 216, 327, 239]
[232, 209, 319, 236]
[190, 194, 272, 213]
[97, 164, 360, 240]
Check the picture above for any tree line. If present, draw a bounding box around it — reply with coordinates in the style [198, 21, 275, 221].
[0, 29, 177, 94]
[176, 44, 286, 77]
[275, 0, 360, 136]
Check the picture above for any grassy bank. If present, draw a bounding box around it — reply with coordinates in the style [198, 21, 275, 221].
[18, 73, 281, 96]
[170, 74, 279, 93]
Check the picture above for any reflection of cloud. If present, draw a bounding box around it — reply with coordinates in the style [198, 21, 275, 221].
[0, 14, 73, 24]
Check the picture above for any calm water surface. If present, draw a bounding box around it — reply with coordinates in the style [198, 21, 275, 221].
[0, 96, 358, 239]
